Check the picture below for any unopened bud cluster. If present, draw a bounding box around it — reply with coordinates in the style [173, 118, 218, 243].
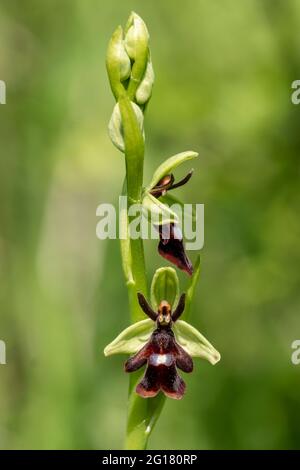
[106, 12, 154, 152]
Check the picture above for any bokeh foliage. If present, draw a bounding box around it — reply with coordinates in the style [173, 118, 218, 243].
[0, 0, 300, 449]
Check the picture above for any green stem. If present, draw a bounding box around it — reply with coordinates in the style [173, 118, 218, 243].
[118, 94, 151, 449]
[119, 94, 147, 322]
[119, 94, 144, 203]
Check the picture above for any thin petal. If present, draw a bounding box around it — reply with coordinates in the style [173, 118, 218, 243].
[137, 293, 157, 321]
[169, 169, 194, 190]
[172, 293, 186, 322]
[150, 174, 174, 198]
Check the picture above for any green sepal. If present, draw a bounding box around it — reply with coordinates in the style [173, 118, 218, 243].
[104, 319, 153, 356]
[150, 267, 180, 310]
[160, 193, 197, 223]
[142, 192, 178, 225]
[174, 320, 220, 365]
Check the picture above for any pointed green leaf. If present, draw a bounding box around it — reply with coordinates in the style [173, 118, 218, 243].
[104, 319, 153, 356]
[174, 320, 221, 365]
[150, 267, 180, 310]
[146, 151, 198, 191]
[142, 192, 178, 225]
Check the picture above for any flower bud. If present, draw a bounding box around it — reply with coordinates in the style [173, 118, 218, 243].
[106, 26, 131, 98]
[125, 12, 149, 60]
[136, 58, 155, 105]
[108, 101, 144, 153]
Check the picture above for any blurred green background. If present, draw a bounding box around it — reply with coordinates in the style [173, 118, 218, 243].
[1, 0, 300, 450]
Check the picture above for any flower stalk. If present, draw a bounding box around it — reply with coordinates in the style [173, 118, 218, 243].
[104, 12, 219, 450]
[106, 14, 162, 448]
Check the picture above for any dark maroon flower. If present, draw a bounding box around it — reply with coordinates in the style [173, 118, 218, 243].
[157, 223, 193, 276]
[149, 171, 194, 276]
[124, 293, 193, 400]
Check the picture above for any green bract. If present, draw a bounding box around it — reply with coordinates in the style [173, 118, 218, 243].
[173, 320, 220, 365]
[150, 267, 179, 310]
